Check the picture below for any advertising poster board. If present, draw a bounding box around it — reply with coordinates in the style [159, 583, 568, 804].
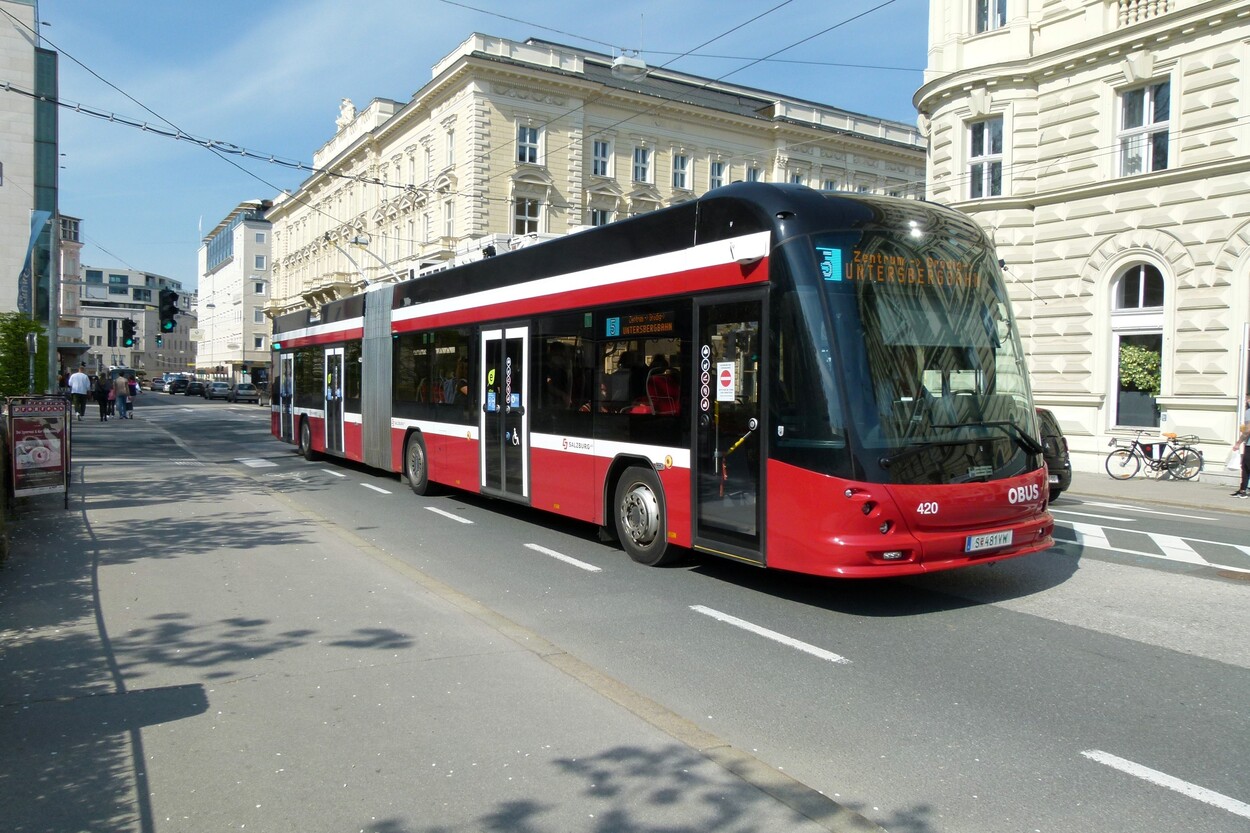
[7, 396, 71, 508]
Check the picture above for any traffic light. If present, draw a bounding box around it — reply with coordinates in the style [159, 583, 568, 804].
[159, 289, 179, 333]
[121, 319, 137, 348]
[155, 334, 164, 348]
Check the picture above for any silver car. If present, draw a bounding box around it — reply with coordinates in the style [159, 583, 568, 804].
[228, 382, 260, 403]
[205, 381, 232, 400]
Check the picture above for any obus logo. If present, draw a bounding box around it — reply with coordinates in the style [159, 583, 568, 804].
[1007, 483, 1041, 504]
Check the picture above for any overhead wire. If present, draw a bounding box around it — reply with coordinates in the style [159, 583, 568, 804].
[7, 0, 918, 264]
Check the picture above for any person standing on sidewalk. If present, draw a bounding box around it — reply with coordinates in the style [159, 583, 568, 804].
[67, 364, 91, 421]
[112, 373, 132, 420]
[1232, 394, 1250, 498]
[92, 374, 111, 422]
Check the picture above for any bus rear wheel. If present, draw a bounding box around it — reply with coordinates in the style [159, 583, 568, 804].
[299, 419, 319, 461]
[405, 433, 435, 495]
[614, 466, 676, 566]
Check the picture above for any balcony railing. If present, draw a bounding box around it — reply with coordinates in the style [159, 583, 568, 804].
[1118, 0, 1171, 27]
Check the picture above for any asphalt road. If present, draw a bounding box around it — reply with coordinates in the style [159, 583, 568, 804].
[145, 395, 1250, 833]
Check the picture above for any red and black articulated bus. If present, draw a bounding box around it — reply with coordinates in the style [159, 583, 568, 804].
[270, 183, 1053, 577]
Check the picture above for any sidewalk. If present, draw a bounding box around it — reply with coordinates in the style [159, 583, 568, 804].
[1064, 463, 1249, 512]
[0, 408, 879, 832]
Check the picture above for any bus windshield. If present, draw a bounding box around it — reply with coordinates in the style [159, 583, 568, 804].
[813, 224, 1040, 486]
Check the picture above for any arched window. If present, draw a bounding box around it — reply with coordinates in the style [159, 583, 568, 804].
[1110, 263, 1165, 427]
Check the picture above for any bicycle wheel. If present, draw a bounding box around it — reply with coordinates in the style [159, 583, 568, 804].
[1167, 447, 1203, 481]
[1105, 448, 1140, 480]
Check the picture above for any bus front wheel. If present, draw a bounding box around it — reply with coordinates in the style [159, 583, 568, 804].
[614, 466, 676, 566]
[405, 433, 435, 495]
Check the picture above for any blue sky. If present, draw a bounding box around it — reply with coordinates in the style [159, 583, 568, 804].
[40, 0, 927, 288]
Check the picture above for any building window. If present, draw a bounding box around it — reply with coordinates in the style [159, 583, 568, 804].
[254, 336, 265, 350]
[517, 124, 540, 164]
[589, 208, 613, 227]
[443, 199, 454, 238]
[822, 179, 837, 191]
[790, 172, 805, 185]
[969, 117, 1003, 198]
[709, 160, 725, 189]
[255, 231, 266, 244]
[1111, 263, 1165, 428]
[592, 140, 612, 177]
[86, 270, 103, 284]
[254, 309, 265, 324]
[446, 128, 455, 167]
[746, 166, 761, 182]
[514, 197, 540, 235]
[975, 0, 1006, 33]
[254, 254, 266, 270]
[672, 154, 689, 190]
[633, 146, 651, 183]
[254, 281, 266, 295]
[1119, 81, 1169, 177]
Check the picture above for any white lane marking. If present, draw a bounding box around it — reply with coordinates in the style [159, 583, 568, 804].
[1149, 533, 1205, 565]
[690, 605, 850, 665]
[236, 457, 278, 468]
[1058, 520, 1250, 572]
[1050, 509, 1133, 522]
[1080, 502, 1216, 521]
[361, 483, 391, 495]
[1081, 750, 1250, 820]
[425, 506, 473, 524]
[1055, 525, 1250, 570]
[1070, 522, 1112, 551]
[320, 469, 346, 478]
[524, 543, 602, 572]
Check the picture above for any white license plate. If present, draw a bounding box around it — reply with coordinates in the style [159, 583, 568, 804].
[965, 530, 1013, 553]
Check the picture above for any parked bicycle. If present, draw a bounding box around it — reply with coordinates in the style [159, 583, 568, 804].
[1105, 430, 1203, 480]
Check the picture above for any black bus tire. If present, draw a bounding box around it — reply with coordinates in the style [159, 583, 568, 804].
[405, 433, 435, 495]
[613, 466, 677, 566]
[299, 419, 319, 462]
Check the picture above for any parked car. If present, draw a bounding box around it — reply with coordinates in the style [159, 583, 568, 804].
[185, 380, 206, 397]
[167, 378, 189, 395]
[150, 378, 167, 392]
[205, 381, 232, 400]
[1036, 407, 1072, 502]
[228, 382, 259, 404]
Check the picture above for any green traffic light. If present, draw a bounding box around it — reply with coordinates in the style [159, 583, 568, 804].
[161, 319, 176, 333]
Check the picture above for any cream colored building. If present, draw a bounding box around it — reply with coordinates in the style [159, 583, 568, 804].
[196, 200, 273, 385]
[268, 33, 925, 315]
[916, 0, 1250, 475]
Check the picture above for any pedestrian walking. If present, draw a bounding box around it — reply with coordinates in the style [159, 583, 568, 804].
[1232, 394, 1250, 499]
[67, 364, 91, 421]
[113, 374, 132, 420]
[93, 374, 111, 422]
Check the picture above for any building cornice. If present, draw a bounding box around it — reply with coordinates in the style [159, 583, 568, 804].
[943, 155, 1250, 212]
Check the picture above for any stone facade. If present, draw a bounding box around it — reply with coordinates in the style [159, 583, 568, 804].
[916, 0, 1250, 472]
[267, 33, 926, 316]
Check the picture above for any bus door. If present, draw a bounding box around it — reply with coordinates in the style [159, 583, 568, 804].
[279, 353, 294, 442]
[693, 298, 764, 565]
[480, 327, 530, 501]
[324, 347, 344, 454]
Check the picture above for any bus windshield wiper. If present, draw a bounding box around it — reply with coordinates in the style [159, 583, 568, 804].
[932, 420, 1044, 455]
[879, 438, 965, 468]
